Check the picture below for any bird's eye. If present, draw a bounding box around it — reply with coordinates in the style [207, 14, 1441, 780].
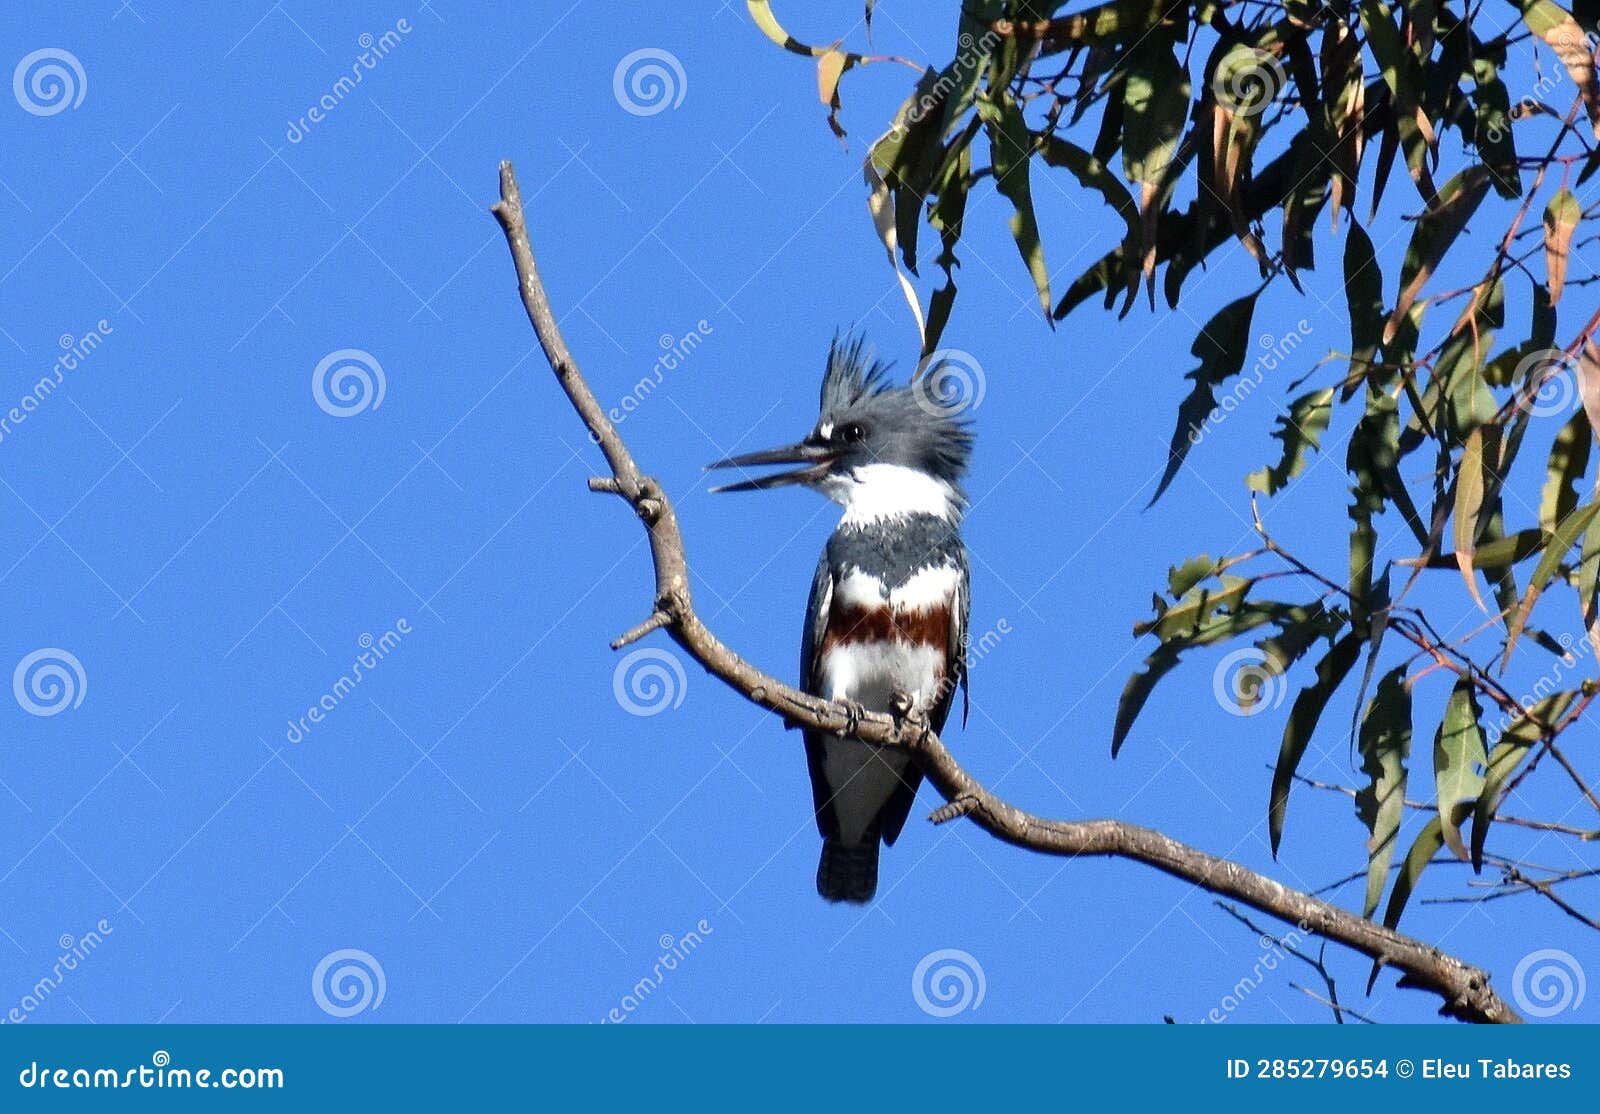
[840, 423, 867, 443]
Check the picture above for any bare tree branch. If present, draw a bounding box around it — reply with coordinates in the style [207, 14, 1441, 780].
[489, 159, 1524, 1025]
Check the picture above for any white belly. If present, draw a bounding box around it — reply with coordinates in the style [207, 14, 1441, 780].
[819, 640, 944, 715]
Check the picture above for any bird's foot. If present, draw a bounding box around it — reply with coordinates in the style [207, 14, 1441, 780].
[889, 690, 916, 722]
[837, 699, 868, 737]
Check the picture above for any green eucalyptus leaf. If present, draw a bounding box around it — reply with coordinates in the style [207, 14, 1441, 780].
[1470, 691, 1578, 870]
[1356, 667, 1412, 919]
[1150, 292, 1261, 506]
[977, 92, 1051, 317]
[1248, 387, 1335, 496]
[1270, 630, 1363, 855]
[1434, 680, 1487, 860]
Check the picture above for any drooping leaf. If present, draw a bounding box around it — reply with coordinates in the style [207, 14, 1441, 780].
[1361, 0, 1437, 204]
[1505, 499, 1600, 664]
[864, 67, 952, 340]
[1384, 166, 1491, 345]
[1040, 135, 1140, 237]
[1544, 188, 1582, 305]
[1114, 643, 1186, 759]
[978, 92, 1051, 317]
[1248, 387, 1335, 496]
[1470, 691, 1578, 869]
[1434, 680, 1487, 860]
[1040, 135, 1140, 304]
[924, 130, 974, 357]
[1452, 423, 1502, 609]
[1540, 411, 1592, 534]
[1121, 40, 1190, 185]
[1117, 570, 1315, 754]
[865, 157, 927, 342]
[1522, 0, 1600, 139]
[816, 46, 851, 137]
[1322, 21, 1367, 227]
[1581, 340, 1600, 443]
[1581, 472, 1600, 663]
[1269, 630, 1363, 855]
[1356, 667, 1412, 919]
[1150, 292, 1261, 506]
[1382, 816, 1445, 932]
[1342, 222, 1385, 398]
[1472, 56, 1520, 198]
[1123, 37, 1191, 301]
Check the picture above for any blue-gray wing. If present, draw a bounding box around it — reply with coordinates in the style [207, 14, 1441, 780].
[799, 552, 840, 840]
[798, 550, 833, 699]
[935, 544, 971, 733]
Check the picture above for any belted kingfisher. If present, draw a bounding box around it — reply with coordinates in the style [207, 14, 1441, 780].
[708, 336, 972, 903]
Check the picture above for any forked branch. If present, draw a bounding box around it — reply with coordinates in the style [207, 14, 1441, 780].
[489, 159, 1522, 1024]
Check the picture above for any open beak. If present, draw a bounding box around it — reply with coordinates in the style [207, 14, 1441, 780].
[705, 440, 836, 493]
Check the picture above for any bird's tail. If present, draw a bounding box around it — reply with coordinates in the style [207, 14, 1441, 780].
[816, 838, 878, 904]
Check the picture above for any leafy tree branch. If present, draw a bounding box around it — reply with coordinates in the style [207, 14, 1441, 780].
[490, 158, 1523, 1023]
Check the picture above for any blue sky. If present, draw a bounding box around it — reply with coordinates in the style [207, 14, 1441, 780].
[0, 1, 1594, 1024]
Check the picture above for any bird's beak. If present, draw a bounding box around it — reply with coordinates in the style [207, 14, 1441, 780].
[705, 440, 836, 493]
